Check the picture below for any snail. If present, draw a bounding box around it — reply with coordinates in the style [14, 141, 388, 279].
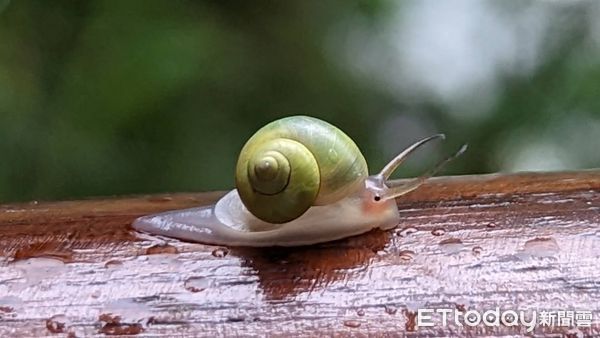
[133, 115, 466, 247]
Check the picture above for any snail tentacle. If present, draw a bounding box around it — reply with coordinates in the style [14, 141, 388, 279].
[377, 134, 446, 180]
[380, 143, 468, 201]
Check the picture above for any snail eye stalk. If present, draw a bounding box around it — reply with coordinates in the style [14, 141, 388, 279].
[378, 134, 446, 180]
[374, 135, 467, 202]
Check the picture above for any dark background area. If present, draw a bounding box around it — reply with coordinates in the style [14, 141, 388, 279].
[0, 0, 598, 203]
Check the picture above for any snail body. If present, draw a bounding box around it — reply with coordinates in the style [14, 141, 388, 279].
[133, 115, 466, 247]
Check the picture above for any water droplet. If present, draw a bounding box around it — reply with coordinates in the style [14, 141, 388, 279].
[0, 296, 21, 316]
[397, 227, 417, 237]
[566, 328, 584, 338]
[67, 331, 78, 338]
[184, 277, 213, 293]
[98, 313, 143, 335]
[472, 246, 483, 256]
[100, 299, 153, 329]
[522, 237, 559, 257]
[46, 314, 67, 333]
[398, 250, 415, 262]
[145, 244, 178, 255]
[404, 310, 417, 331]
[227, 316, 246, 322]
[0, 306, 13, 313]
[384, 305, 397, 315]
[104, 260, 123, 269]
[439, 238, 464, 254]
[431, 228, 446, 236]
[343, 320, 361, 328]
[356, 309, 365, 316]
[212, 248, 229, 258]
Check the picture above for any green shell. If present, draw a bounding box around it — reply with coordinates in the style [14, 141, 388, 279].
[235, 116, 368, 223]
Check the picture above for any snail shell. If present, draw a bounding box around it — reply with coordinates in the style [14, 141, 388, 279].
[235, 116, 368, 223]
[133, 115, 466, 247]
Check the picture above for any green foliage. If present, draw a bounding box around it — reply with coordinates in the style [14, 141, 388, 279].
[0, 0, 598, 202]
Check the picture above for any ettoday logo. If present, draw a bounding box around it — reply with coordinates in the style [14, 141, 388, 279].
[416, 308, 593, 332]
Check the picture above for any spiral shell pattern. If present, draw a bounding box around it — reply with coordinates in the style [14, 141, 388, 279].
[235, 116, 368, 223]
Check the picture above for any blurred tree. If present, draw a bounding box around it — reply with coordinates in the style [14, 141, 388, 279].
[0, 0, 598, 203]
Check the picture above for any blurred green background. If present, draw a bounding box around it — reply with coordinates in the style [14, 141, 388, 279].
[0, 0, 599, 203]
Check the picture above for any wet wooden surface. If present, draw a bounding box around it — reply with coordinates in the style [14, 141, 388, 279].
[0, 170, 599, 337]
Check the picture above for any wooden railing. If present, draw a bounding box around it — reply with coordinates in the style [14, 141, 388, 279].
[0, 170, 598, 337]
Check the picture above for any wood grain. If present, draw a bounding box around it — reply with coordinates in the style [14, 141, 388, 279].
[0, 171, 599, 337]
